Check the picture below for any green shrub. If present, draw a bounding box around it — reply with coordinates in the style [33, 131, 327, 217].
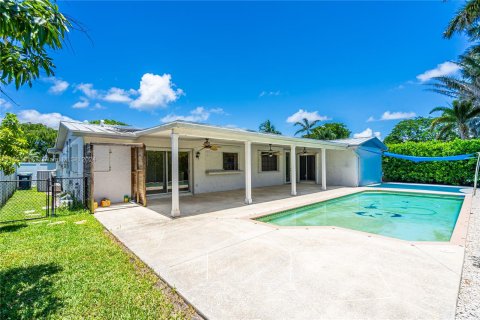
[383, 139, 480, 186]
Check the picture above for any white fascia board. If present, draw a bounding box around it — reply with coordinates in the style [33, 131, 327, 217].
[135, 121, 349, 150]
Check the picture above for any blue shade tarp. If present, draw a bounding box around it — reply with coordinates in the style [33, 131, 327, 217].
[383, 152, 476, 163]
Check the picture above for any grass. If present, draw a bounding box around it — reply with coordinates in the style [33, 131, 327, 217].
[0, 212, 198, 319]
[0, 188, 47, 223]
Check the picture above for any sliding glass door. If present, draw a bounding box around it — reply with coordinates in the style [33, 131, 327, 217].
[146, 150, 190, 194]
[146, 151, 166, 194]
[166, 151, 190, 192]
[299, 155, 316, 181]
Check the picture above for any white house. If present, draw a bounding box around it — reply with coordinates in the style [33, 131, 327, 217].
[52, 120, 387, 216]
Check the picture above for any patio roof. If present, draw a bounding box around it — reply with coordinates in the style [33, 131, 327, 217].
[55, 120, 354, 150]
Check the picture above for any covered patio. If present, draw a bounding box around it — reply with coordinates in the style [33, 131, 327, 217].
[147, 184, 341, 217]
[136, 121, 349, 217]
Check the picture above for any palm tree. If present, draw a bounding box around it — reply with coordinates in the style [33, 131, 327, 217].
[259, 120, 281, 134]
[430, 100, 480, 139]
[429, 53, 480, 103]
[23, 149, 40, 162]
[444, 0, 480, 39]
[444, 0, 480, 54]
[294, 118, 319, 136]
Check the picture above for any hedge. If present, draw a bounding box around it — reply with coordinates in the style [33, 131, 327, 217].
[383, 139, 480, 186]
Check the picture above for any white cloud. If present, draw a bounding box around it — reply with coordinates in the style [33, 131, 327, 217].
[75, 83, 99, 99]
[72, 97, 89, 109]
[0, 98, 13, 111]
[380, 111, 416, 121]
[354, 128, 381, 139]
[367, 111, 416, 122]
[416, 61, 460, 82]
[286, 109, 330, 123]
[259, 90, 281, 97]
[103, 87, 134, 103]
[161, 107, 224, 123]
[45, 77, 69, 94]
[130, 73, 183, 110]
[18, 109, 74, 128]
[92, 103, 106, 110]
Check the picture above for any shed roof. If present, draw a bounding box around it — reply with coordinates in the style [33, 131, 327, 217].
[330, 137, 387, 150]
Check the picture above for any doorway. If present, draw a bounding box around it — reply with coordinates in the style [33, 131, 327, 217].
[299, 155, 315, 181]
[285, 151, 291, 183]
[146, 150, 190, 194]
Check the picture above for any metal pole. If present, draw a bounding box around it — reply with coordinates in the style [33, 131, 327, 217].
[51, 175, 56, 217]
[474, 152, 480, 196]
[46, 177, 50, 217]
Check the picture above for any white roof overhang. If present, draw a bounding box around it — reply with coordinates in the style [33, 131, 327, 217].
[135, 121, 349, 150]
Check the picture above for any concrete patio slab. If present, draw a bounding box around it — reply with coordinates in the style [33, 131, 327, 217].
[95, 186, 467, 319]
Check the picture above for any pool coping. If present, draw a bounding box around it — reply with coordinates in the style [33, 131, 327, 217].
[247, 187, 472, 247]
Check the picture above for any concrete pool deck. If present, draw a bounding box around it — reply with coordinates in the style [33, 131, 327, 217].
[96, 186, 469, 319]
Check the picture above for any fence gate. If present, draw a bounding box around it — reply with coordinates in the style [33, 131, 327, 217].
[0, 176, 88, 224]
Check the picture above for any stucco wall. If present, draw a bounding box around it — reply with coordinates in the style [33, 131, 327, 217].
[326, 149, 358, 187]
[139, 137, 287, 194]
[78, 135, 372, 197]
[93, 145, 131, 203]
[58, 134, 84, 178]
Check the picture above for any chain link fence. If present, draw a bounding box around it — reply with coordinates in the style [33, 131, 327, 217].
[0, 174, 89, 223]
[0, 178, 50, 223]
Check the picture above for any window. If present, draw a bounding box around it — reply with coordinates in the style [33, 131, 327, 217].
[261, 153, 278, 171]
[223, 153, 239, 170]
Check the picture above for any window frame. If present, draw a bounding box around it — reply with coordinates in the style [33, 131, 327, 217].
[222, 152, 239, 171]
[259, 152, 279, 172]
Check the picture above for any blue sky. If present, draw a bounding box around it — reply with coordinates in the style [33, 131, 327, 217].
[0, 1, 469, 138]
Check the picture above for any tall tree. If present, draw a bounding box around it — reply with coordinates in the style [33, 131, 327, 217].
[294, 118, 320, 136]
[444, 0, 480, 55]
[20, 122, 57, 159]
[0, 113, 28, 174]
[430, 100, 480, 139]
[0, 0, 71, 93]
[306, 122, 351, 140]
[259, 120, 281, 134]
[383, 117, 456, 144]
[444, 0, 480, 39]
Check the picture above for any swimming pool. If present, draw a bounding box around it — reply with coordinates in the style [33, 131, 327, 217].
[368, 182, 471, 194]
[255, 191, 464, 241]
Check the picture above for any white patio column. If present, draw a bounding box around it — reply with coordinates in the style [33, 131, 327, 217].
[321, 148, 327, 191]
[290, 145, 297, 196]
[244, 141, 253, 204]
[315, 152, 321, 185]
[171, 131, 180, 217]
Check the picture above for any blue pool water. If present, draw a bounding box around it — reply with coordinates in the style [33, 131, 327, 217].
[368, 183, 471, 194]
[256, 191, 464, 241]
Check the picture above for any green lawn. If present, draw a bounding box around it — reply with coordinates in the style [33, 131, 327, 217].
[0, 188, 47, 223]
[0, 212, 198, 319]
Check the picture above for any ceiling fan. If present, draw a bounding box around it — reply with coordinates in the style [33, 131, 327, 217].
[198, 138, 221, 151]
[296, 147, 308, 155]
[261, 144, 281, 157]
